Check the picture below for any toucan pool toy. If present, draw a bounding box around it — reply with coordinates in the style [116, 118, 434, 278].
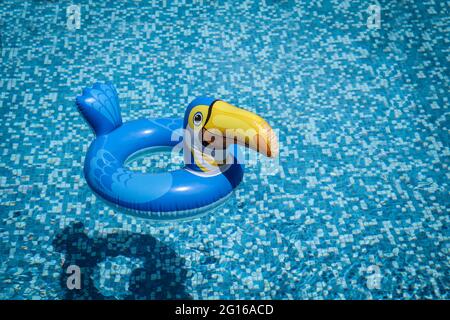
[76, 83, 278, 220]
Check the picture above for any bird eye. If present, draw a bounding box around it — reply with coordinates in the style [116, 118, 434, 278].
[193, 112, 203, 126]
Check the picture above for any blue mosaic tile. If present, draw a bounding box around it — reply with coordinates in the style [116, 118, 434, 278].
[0, 0, 449, 299]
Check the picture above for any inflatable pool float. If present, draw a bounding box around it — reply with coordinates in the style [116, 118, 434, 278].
[76, 83, 278, 220]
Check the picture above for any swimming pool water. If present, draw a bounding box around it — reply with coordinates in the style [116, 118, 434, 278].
[0, 0, 448, 299]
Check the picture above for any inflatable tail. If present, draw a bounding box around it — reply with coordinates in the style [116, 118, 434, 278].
[76, 82, 123, 136]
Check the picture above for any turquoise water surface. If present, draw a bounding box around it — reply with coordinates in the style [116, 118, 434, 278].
[0, 0, 449, 299]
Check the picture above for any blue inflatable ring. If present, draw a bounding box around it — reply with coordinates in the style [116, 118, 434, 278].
[76, 83, 277, 220]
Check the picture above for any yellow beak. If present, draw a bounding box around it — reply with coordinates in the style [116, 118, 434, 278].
[202, 101, 278, 158]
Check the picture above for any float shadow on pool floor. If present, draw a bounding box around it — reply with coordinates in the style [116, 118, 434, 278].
[52, 222, 191, 300]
